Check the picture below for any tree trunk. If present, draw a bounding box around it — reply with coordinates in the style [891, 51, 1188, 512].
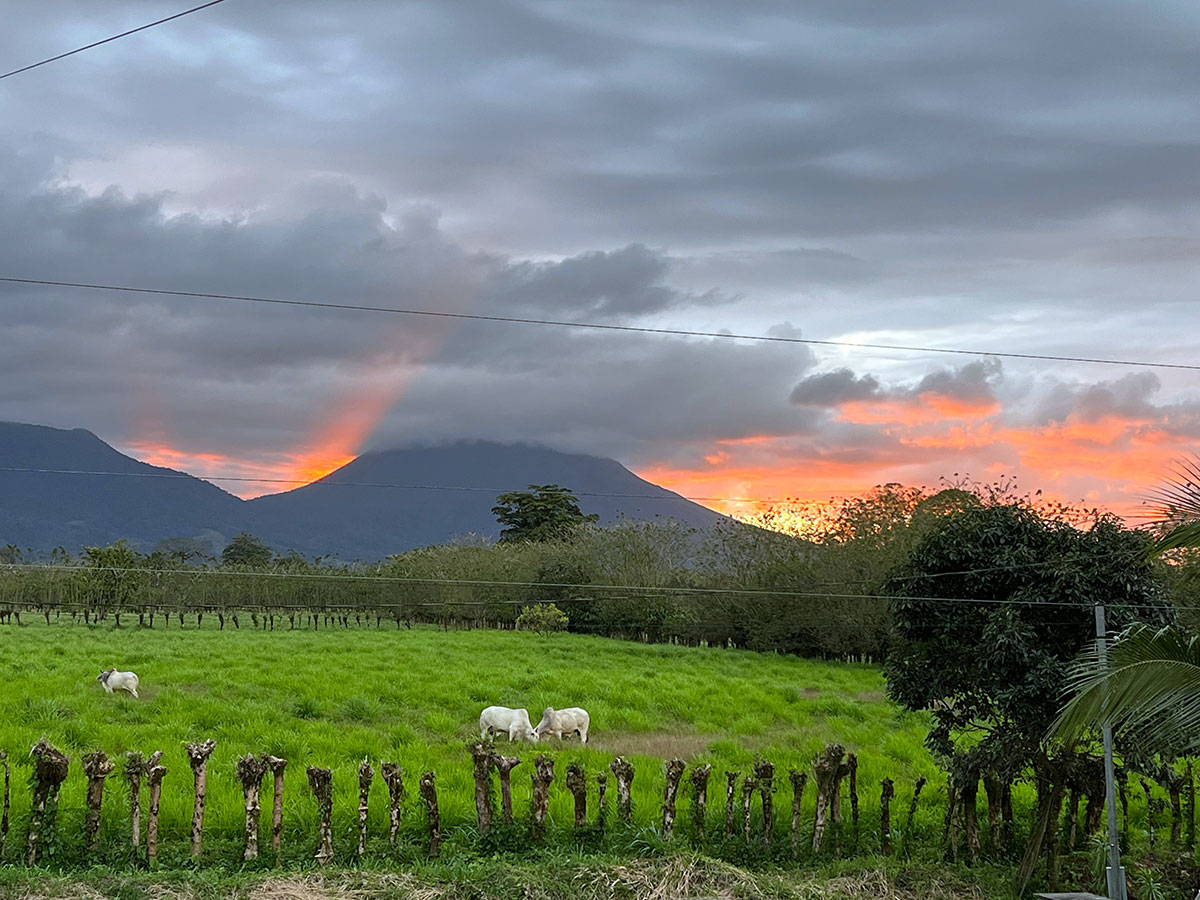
[266, 756, 287, 862]
[1044, 782, 1067, 890]
[789, 770, 808, 857]
[880, 778, 895, 855]
[145, 764, 166, 863]
[494, 756, 520, 826]
[690, 764, 711, 840]
[610, 757, 634, 825]
[662, 759, 685, 838]
[725, 771, 739, 839]
[983, 773, 1003, 850]
[1065, 788, 1080, 851]
[307, 766, 334, 865]
[1015, 772, 1064, 897]
[741, 775, 756, 844]
[186, 739, 217, 860]
[1119, 773, 1129, 847]
[27, 739, 69, 865]
[82, 750, 115, 853]
[1188, 761, 1196, 851]
[566, 762, 588, 828]
[1083, 788, 1103, 837]
[418, 771, 440, 858]
[471, 745, 494, 836]
[357, 758, 374, 858]
[961, 773, 980, 865]
[1143, 779, 1156, 856]
[236, 755, 267, 861]
[531, 754, 555, 841]
[1163, 768, 1183, 847]
[812, 744, 846, 855]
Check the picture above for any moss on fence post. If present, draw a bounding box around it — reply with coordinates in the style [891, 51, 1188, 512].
[27, 738, 69, 866]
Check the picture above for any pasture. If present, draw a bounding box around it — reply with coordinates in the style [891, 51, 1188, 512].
[0, 621, 945, 866]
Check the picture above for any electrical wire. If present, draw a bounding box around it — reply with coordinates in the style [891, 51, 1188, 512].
[0, 0, 231, 81]
[3, 276, 1197, 371]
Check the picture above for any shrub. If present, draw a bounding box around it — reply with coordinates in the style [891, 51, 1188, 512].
[516, 602, 569, 635]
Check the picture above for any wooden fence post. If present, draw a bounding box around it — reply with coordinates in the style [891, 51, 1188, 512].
[381, 762, 405, 844]
[145, 763, 167, 863]
[306, 766, 334, 866]
[789, 770, 807, 857]
[236, 754, 267, 861]
[610, 757, 634, 825]
[186, 739, 217, 859]
[741, 775, 756, 844]
[662, 759, 685, 838]
[124, 752, 145, 849]
[471, 745, 494, 836]
[419, 771, 440, 858]
[754, 760, 775, 848]
[724, 771, 739, 839]
[0, 750, 8, 859]
[531, 755, 556, 841]
[266, 756, 287, 861]
[27, 739, 69, 865]
[812, 744, 846, 854]
[597, 771, 609, 829]
[880, 778, 895, 855]
[566, 762, 588, 828]
[82, 750, 114, 853]
[494, 756, 521, 826]
[902, 774, 926, 856]
[690, 764, 711, 840]
[357, 758, 374, 858]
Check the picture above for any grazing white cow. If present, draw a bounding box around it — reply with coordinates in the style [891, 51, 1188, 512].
[479, 706, 538, 742]
[535, 706, 590, 744]
[97, 669, 139, 698]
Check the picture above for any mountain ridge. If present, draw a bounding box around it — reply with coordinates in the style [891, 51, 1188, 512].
[0, 422, 728, 560]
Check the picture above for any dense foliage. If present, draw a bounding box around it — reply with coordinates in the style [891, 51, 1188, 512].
[491, 484, 599, 543]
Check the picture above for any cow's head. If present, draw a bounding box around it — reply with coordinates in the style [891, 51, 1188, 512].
[96, 669, 114, 684]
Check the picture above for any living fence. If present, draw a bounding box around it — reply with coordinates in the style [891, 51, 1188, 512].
[0, 738, 1188, 890]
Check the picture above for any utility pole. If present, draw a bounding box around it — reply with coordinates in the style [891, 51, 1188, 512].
[1095, 603, 1127, 900]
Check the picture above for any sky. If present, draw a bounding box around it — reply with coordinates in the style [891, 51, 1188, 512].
[3, 0, 1200, 519]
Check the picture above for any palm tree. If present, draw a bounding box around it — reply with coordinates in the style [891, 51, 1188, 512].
[1050, 456, 1200, 744]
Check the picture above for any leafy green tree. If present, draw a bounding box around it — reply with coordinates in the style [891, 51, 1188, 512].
[150, 536, 213, 565]
[491, 484, 598, 543]
[221, 532, 273, 567]
[516, 602, 569, 635]
[76, 539, 151, 616]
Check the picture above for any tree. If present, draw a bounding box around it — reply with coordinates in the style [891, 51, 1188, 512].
[491, 484, 598, 543]
[150, 537, 214, 565]
[516, 602, 569, 635]
[1051, 458, 1200, 748]
[221, 532, 273, 568]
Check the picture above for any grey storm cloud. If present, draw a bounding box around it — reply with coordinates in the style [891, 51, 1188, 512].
[2, 0, 1200, 492]
[789, 360, 1002, 409]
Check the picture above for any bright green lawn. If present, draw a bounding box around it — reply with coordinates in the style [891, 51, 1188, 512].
[0, 622, 947, 866]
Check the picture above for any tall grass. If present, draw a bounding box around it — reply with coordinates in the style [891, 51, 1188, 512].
[0, 621, 963, 866]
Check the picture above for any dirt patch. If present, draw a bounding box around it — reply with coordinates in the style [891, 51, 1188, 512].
[578, 732, 719, 759]
[801, 687, 821, 699]
[856, 690, 885, 703]
[174, 683, 208, 694]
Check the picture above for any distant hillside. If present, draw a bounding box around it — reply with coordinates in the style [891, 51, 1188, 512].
[0, 421, 246, 554]
[0, 423, 728, 559]
[246, 442, 729, 560]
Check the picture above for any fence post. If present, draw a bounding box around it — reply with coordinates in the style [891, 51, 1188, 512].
[186, 739, 217, 860]
[531, 755, 556, 841]
[357, 758, 374, 858]
[419, 771, 440, 858]
[471, 744, 494, 836]
[662, 759, 685, 838]
[596, 771, 608, 829]
[381, 762, 405, 845]
[901, 774, 926, 856]
[880, 778, 895, 855]
[494, 756, 521, 826]
[812, 744, 845, 854]
[754, 760, 775, 848]
[267, 756, 287, 862]
[236, 755, 267, 861]
[789, 770, 807, 857]
[82, 750, 115, 853]
[27, 739, 69, 865]
[306, 766, 334, 866]
[689, 764, 712, 841]
[0, 750, 8, 859]
[145, 762, 167, 863]
[610, 757, 634, 825]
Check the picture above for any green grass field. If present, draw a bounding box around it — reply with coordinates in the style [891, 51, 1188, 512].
[0, 621, 956, 867]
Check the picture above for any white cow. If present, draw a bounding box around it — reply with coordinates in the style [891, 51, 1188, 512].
[479, 706, 538, 741]
[97, 669, 139, 698]
[535, 706, 590, 744]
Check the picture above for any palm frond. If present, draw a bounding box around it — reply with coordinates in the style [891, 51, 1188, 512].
[1050, 625, 1200, 751]
[1143, 454, 1200, 555]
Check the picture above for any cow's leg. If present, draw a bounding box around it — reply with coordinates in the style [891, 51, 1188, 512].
[579, 726, 588, 744]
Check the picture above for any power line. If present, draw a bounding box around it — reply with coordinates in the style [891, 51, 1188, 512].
[0, 0, 230, 81]
[4, 276, 1197, 372]
[0, 562, 1184, 611]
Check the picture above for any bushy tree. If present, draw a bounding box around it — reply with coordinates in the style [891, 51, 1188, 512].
[221, 532, 273, 567]
[491, 484, 598, 543]
[516, 602, 569, 635]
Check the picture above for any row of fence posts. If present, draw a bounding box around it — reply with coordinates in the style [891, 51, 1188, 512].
[4, 739, 929, 866]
